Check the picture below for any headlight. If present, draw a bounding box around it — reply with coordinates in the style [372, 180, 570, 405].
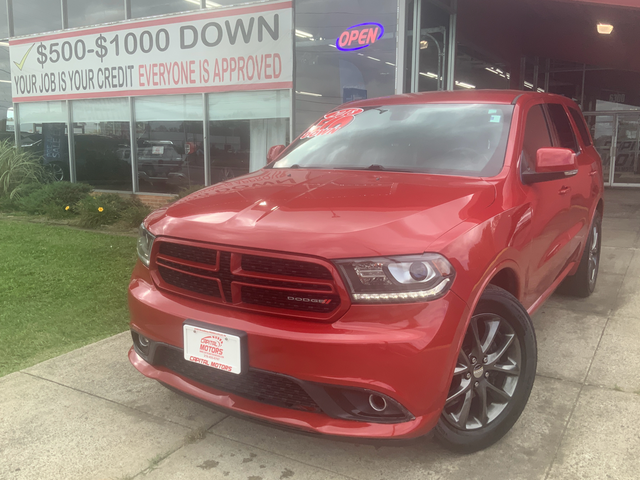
[137, 224, 155, 267]
[335, 254, 455, 303]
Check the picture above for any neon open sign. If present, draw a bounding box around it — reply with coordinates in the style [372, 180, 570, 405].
[336, 23, 384, 51]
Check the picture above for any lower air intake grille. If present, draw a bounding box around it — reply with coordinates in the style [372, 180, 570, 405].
[154, 345, 321, 413]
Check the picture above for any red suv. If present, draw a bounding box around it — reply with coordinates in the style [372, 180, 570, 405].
[129, 91, 603, 452]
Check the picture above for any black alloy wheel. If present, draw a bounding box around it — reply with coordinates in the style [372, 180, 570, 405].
[435, 285, 537, 453]
[442, 313, 522, 430]
[560, 213, 602, 298]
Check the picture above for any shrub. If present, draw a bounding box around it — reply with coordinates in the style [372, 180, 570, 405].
[17, 181, 93, 215]
[77, 193, 150, 229]
[174, 184, 206, 201]
[0, 140, 47, 200]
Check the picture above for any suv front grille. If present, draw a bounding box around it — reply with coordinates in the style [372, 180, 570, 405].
[154, 345, 321, 413]
[152, 241, 343, 320]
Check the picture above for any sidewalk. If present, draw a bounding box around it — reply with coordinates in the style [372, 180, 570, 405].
[2, 189, 640, 480]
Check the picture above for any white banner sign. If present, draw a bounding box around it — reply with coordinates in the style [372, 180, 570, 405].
[10, 1, 292, 102]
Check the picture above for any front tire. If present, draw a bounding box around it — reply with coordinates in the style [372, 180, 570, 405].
[435, 285, 537, 453]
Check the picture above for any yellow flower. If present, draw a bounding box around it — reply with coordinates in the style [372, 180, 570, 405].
[98, 207, 104, 212]
[65, 206, 70, 211]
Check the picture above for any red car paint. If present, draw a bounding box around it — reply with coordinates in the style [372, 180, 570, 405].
[129, 90, 603, 439]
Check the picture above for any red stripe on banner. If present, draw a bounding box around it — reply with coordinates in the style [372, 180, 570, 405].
[11, 81, 293, 102]
[9, 1, 293, 46]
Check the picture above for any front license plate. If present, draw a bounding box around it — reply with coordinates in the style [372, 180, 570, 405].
[183, 325, 242, 374]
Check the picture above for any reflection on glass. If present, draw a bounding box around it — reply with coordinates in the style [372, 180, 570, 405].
[209, 120, 250, 183]
[67, 0, 125, 28]
[614, 116, 640, 184]
[75, 122, 132, 190]
[1, 45, 11, 137]
[136, 121, 204, 193]
[131, 0, 199, 19]
[586, 114, 613, 185]
[13, 0, 62, 36]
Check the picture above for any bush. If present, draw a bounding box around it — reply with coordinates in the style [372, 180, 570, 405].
[0, 140, 47, 200]
[77, 193, 150, 229]
[17, 181, 93, 215]
[175, 184, 206, 201]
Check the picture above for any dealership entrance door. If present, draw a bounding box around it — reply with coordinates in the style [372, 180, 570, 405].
[585, 112, 640, 186]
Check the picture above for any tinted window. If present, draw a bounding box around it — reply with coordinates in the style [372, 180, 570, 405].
[568, 107, 592, 146]
[547, 104, 579, 152]
[522, 105, 553, 172]
[273, 104, 514, 177]
[13, 0, 62, 36]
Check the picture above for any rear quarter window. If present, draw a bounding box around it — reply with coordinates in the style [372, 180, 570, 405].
[546, 104, 579, 152]
[568, 107, 593, 146]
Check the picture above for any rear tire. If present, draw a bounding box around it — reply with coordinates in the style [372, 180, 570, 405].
[435, 285, 537, 453]
[560, 213, 602, 298]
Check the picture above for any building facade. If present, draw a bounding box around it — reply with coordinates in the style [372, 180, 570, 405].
[1, 0, 640, 200]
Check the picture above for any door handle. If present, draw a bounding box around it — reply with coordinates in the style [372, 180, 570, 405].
[559, 186, 571, 195]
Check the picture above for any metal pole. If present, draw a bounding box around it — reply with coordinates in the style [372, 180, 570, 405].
[580, 63, 587, 109]
[446, 0, 457, 91]
[610, 114, 618, 186]
[129, 97, 139, 193]
[124, 0, 131, 20]
[395, 0, 408, 94]
[410, 0, 421, 93]
[202, 93, 211, 186]
[6, 0, 14, 37]
[66, 100, 76, 183]
[61, 0, 68, 29]
[544, 58, 551, 92]
[519, 57, 526, 90]
[13, 103, 21, 153]
[290, 1, 296, 140]
[533, 57, 539, 90]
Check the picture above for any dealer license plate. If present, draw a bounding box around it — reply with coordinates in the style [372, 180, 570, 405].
[183, 325, 242, 374]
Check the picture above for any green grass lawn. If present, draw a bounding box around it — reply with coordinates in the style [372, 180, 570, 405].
[0, 218, 137, 376]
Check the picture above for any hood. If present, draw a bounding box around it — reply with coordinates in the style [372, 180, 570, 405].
[147, 169, 496, 259]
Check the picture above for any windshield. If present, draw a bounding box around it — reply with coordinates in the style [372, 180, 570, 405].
[272, 104, 514, 177]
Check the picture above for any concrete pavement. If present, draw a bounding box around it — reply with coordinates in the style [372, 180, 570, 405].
[2, 188, 640, 480]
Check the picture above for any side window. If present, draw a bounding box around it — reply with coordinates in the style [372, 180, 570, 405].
[568, 107, 593, 146]
[547, 104, 579, 152]
[522, 105, 553, 173]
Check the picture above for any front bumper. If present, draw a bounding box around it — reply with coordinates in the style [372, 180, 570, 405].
[128, 261, 470, 439]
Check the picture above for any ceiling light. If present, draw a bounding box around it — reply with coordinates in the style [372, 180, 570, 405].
[419, 40, 429, 50]
[296, 91, 323, 97]
[0, 79, 11, 83]
[455, 81, 476, 89]
[295, 29, 314, 38]
[597, 23, 614, 34]
[0, 41, 9, 47]
[367, 56, 381, 61]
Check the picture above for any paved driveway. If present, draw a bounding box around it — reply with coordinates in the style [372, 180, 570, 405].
[2, 189, 639, 480]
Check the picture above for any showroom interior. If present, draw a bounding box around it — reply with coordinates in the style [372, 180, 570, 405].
[1, 0, 639, 202]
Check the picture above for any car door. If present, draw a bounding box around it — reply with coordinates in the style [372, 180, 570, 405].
[545, 103, 591, 257]
[519, 103, 575, 306]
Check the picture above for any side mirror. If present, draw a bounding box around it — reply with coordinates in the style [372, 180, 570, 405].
[267, 144, 286, 163]
[522, 147, 578, 184]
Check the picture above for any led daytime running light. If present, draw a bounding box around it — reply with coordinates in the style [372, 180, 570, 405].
[353, 278, 450, 303]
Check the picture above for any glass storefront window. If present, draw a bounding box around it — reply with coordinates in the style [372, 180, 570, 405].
[131, 0, 199, 19]
[0, 44, 11, 141]
[67, 0, 125, 29]
[294, 0, 398, 136]
[19, 101, 69, 179]
[208, 90, 289, 180]
[13, 0, 62, 37]
[72, 99, 131, 190]
[135, 95, 203, 193]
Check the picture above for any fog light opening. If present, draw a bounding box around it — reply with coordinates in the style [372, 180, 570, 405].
[138, 335, 150, 348]
[368, 394, 387, 412]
